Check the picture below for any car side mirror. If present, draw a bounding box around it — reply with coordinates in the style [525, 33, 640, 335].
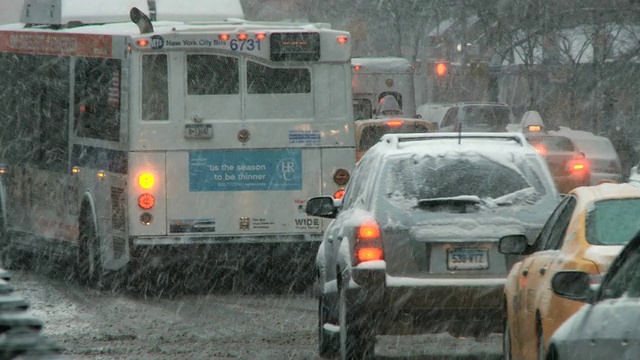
[305, 196, 338, 219]
[498, 234, 530, 254]
[551, 271, 592, 303]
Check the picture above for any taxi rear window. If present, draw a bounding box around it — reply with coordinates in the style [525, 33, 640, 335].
[527, 136, 575, 151]
[358, 123, 431, 151]
[586, 198, 640, 245]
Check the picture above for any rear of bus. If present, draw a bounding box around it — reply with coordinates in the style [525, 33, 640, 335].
[126, 27, 354, 276]
[351, 57, 416, 119]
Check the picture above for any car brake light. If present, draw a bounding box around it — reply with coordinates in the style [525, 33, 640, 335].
[386, 120, 404, 127]
[527, 125, 542, 132]
[567, 157, 589, 173]
[356, 248, 384, 262]
[355, 221, 384, 264]
[534, 144, 547, 156]
[358, 221, 380, 239]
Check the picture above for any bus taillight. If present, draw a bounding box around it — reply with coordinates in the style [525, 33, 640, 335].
[138, 172, 155, 190]
[136, 39, 149, 47]
[337, 36, 348, 44]
[138, 193, 155, 210]
[219, 33, 230, 41]
[386, 120, 403, 127]
[256, 33, 266, 40]
[238, 33, 248, 40]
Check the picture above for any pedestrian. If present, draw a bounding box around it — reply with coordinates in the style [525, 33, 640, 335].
[607, 113, 639, 181]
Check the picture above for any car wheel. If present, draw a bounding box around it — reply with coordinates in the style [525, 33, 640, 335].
[537, 318, 545, 360]
[503, 318, 512, 360]
[318, 295, 337, 358]
[338, 275, 375, 360]
[78, 206, 105, 289]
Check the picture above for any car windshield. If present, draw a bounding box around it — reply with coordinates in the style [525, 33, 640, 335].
[586, 198, 640, 245]
[382, 151, 546, 208]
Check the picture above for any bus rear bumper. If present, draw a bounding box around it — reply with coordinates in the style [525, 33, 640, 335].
[131, 233, 322, 246]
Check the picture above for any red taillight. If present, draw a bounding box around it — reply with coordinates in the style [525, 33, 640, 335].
[219, 34, 230, 41]
[358, 222, 380, 239]
[386, 119, 404, 127]
[353, 65, 361, 71]
[136, 39, 149, 47]
[256, 33, 266, 40]
[355, 221, 384, 264]
[567, 157, 589, 174]
[534, 144, 547, 156]
[356, 248, 384, 263]
[333, 188, 345, 200]
[238, 33, 248, 40]
[138, 193, 155, 210]
[337, 36, 348, 44]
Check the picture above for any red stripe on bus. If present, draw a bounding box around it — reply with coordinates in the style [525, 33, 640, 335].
[0, 31, 113, 58]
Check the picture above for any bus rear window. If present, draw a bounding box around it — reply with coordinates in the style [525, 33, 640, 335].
[247, 61, 311, 94]
[142, 54, 169, 120]
[187, 55, 239, 95]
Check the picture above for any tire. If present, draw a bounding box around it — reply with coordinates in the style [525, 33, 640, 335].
[77, 206, 105, 289]
[503, 318, 512, 360]
[318, 295, 337, 358]
[338, 276, 375, 360]
[537, 317, 545, 360]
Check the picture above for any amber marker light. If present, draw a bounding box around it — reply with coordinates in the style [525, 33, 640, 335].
[138, 172, 155, 189]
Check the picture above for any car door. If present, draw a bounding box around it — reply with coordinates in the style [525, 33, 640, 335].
[514, 196, 575, 349]
[579, 250, 640, 359]
[327, 156, 376, 284]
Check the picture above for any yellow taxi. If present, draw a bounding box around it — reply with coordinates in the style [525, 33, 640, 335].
[498, 183, 640, 360]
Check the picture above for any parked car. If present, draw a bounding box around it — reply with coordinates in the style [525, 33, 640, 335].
[415, 101, 515, 132]
[547, 227, 640, 359]
[306, 132, 559, 360]
[499, 183, 640, 360]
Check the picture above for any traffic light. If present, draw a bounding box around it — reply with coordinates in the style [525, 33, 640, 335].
[427, 60, 450, 77]
[435, 61, 448, 76]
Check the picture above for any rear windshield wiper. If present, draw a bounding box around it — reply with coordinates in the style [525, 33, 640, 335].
[416, 196, 482, 208]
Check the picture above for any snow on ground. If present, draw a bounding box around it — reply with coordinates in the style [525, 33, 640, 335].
[10, 270, 501, 359]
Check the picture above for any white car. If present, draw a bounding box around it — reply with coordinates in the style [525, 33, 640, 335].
[305, 132, 560, 360]
[547, 228, 640, 359]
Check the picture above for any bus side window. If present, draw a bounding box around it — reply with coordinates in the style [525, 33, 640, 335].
[74, 57, 121, 141]
[142, 54, 169, 120]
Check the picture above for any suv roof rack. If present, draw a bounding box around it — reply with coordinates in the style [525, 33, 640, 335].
[381, 132, 527, 148]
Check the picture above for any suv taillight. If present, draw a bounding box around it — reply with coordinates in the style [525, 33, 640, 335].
[567, 157, 589, 175]
[355, 221, 384, 264]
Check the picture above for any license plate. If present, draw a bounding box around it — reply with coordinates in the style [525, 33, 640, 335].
[447, 248, 489, 270]
[184, 124, 213, 139]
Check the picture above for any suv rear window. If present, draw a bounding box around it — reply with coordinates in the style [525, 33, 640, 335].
[382, 152, 545, 208]
[358, 123, 431, 151]
[586, 198, 640, 245]
[462, 106, 510, 129]
[527, 136, 576, 152]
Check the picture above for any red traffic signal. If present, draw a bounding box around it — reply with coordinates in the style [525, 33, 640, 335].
[435, 61, 448, 76]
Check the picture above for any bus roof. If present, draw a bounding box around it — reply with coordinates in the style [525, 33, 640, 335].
[18, 0, 245, 26]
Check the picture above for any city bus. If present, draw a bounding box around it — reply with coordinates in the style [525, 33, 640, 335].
[0, 0, 355, 288]
[351, 57, 417, 120]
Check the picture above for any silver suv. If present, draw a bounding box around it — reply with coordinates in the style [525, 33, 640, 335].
[305, 132, 560, 360]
